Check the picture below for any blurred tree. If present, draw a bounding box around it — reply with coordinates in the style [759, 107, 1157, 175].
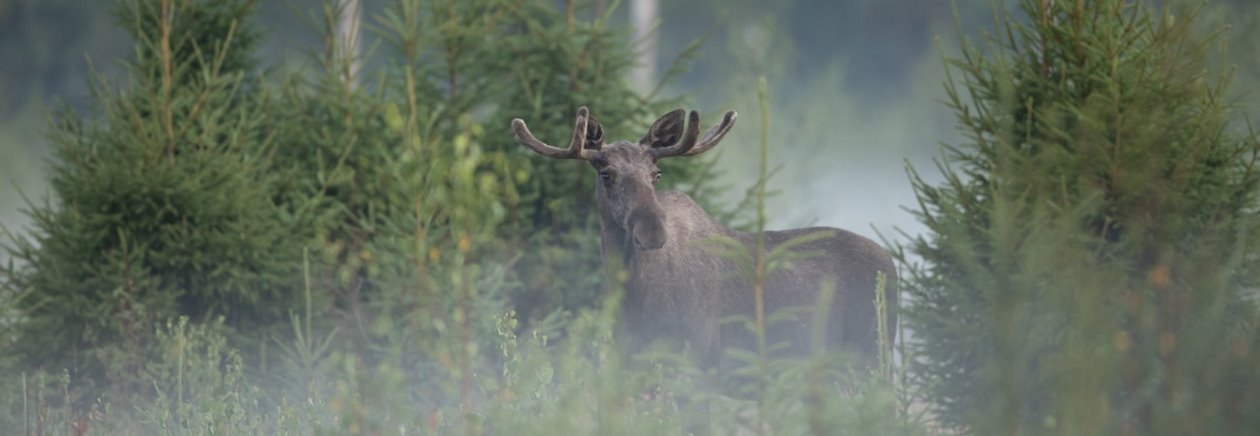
[0, 0, 120, 116]
[0, 1, 125, 248]
[900, 0, 1260, 433]
[629, 0, 659, 91]
[1191, 0, 1260, 117]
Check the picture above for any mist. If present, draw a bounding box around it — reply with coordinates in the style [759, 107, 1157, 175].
[3, 0, 1260, 433]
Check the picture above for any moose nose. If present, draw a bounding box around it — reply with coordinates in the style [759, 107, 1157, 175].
[628, 208, 667, 250]
[633, 229, 665, 250]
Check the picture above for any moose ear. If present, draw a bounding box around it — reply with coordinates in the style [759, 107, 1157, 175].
[640, 109, 686, 149]
[584, 113, 605, 151]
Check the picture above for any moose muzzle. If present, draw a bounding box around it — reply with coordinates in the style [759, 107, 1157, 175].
[627, 205, 668, 250]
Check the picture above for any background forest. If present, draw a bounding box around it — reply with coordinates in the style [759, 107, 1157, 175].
[1, 0, 1259, 434]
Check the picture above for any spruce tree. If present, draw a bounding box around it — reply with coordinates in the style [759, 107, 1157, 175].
[901, 1, 1260, 433]
[4, 0, 306, 393]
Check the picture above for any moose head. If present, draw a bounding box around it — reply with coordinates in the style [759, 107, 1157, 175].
[511, 107, 737, 251]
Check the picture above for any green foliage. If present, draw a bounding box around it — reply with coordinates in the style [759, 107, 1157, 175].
[133, 317, 265, 434]
[0, 0, 120, 117]
[117, 0, 262, 87]
[3, 0, 307, 396]
[901, 0, 1260, 433]
[3, 318, 265, 435]
[0, 286, 920, 434]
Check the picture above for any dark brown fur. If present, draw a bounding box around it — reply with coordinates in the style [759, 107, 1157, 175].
[512, 107, 897, 367]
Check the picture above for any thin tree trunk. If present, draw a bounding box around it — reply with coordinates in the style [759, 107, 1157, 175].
[629, 0, 658, 92]
[336, 0, 363, 90]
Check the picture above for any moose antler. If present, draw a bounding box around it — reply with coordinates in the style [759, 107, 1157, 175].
[649, 110, 701, 159]
[512, 106, 599, 160]
[649, 110, 738, 159]
[682, 110, 737, 157]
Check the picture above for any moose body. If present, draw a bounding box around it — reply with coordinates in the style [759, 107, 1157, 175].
[513, 107, 897, 367]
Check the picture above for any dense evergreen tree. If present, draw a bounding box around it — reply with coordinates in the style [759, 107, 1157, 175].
[900, 0, 1260, 433]
[4, 0, 307, 395]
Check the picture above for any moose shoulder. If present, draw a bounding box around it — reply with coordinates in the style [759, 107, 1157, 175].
[511, 107, 897, 367]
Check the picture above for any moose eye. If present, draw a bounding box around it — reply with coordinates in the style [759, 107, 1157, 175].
[654, 172, 662, 181]
[599, 171, 611, 181]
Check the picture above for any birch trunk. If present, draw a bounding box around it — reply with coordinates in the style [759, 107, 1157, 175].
[629, 0, 658, 92]
[336, 0, 362, 89]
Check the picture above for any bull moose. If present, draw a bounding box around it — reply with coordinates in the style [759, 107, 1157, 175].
[511, 107, 897, 367]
